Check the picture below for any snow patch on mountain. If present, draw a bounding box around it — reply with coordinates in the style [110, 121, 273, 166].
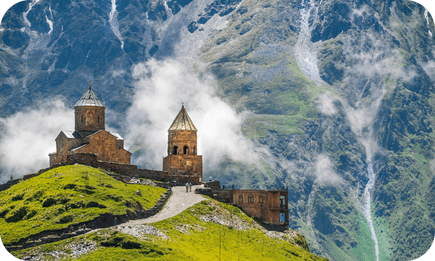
[425, 9, 433, 37]
[45, 15, 53, 34]
[294, 0, 327, 86]
[23, 0, 41, 28]
[109, 0, 124, 50]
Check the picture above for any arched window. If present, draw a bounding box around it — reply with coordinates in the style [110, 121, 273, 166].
[172, 146, 178, 155]
[193, 146, 196, 155]
[97, 115, 100, 123]
[248, 194, 254, 203]
[238, 195, 243, 203]
[81, 115, 84, 123]
[183, 146, 189, 154]
[259, 195, 263, 203]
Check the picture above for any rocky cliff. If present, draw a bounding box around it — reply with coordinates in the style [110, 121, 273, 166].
[1, 0, 435, 260]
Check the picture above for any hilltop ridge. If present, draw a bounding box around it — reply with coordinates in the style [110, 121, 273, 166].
[0, 164, 328, 260]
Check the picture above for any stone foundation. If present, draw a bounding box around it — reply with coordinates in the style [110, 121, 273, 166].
[41, 153, 202, 185]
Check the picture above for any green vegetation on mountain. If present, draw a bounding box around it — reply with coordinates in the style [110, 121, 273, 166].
[200, 0, 320, 139]
[0, 165, 166, 246]
[13, 199, 327, 261]
[199, 0, 435, 259]
[2, 0, 435, 260]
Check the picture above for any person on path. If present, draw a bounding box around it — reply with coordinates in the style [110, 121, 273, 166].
[114, 217, 117, 226]
[189, 182, 192, 192]
[185, 183, 189, 192]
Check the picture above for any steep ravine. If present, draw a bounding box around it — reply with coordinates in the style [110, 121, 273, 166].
[295, 0, 381, 259]
[363, 160, 379, 261]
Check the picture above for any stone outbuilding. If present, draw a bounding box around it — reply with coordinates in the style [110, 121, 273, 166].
[197, 181, 289, 226]
[49, 86, 131, 166]
[163, 105, 203, 184]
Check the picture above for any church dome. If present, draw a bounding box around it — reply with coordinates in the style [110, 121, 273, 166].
[74, 86, 105, 107]
[168, 105, 197, 131]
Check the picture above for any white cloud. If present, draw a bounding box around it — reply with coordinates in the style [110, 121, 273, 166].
[0, 97, 73, 183]
[315, 154, 340, 184]
[316, 91, 337, 115]
[125, 59, 258, 172]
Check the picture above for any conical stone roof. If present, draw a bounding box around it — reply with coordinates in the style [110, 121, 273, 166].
[74, 86, 105, 107]
[168, 105, 197, 131]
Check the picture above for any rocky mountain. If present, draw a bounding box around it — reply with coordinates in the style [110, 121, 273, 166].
[1, 0, 435, 260]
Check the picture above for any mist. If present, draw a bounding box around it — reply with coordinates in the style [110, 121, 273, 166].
[125, 59, 259, 173]
[316, 92, 337, 115]
[315, 154, 340, 185]
[0, 97, 73, 183]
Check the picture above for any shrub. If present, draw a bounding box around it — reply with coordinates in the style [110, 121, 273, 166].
[100, 236, 124, 247]
[5, 206, 28, 223]
[121, 241, 142, 249]
[57, 214, 74, 224]
[74, 186, 95, 194]
[11, 193, 24, 201]
[42, 197, 56, 207]
[65, 201, 83, 210]
[0, 207, 9, 218]
[85, 201, 106, 208]
[63, 184, 77, 189]
[25, 209, 37, 219]
[26, 190, 44, 201]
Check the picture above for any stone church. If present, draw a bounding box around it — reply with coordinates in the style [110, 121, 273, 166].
[49, 86, 132, 166]
[163, 105, 203, 183]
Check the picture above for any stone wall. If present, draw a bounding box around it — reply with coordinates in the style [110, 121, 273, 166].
[0, 179, 20, 192]
[163, 154, 203, 181]
[195, 185, 289, 226]
[44, 153, 202, 185]
[73, 131, 131, 164]
[167, 130, 197, 156]
[75, 106, 105, 133]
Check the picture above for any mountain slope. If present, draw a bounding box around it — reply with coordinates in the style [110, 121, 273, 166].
[11, 199, 327, 261]
[1, 0, 435, 260]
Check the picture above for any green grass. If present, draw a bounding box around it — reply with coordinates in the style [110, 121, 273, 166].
[372, 211, 392, 261]
[13, 199, 328, 261]
[350, 214, 376, 261]
[0, 165, 166, 245]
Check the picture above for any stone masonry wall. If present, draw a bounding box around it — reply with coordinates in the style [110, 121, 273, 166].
[75, 106, 105, 133]
[195, 184, 289, 226]
[73, 131, 131, 164]
[40, 153, 202, 185]
[163, 154, 203, 181]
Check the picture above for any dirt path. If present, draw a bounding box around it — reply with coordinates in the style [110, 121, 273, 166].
[127, 184, 205, 225]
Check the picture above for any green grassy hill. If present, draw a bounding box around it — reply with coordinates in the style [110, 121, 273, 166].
[12, 199, 328, 261]
[0, 165, 166, 246]
[1, 164, 327, 260]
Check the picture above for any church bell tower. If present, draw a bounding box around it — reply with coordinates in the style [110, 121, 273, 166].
[74, 83, 105, 137]
[163, 105, 203, 184]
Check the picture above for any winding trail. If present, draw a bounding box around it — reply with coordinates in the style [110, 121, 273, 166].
[127, 185, 205, 225]
[7, 184, 206, 252]
[80, 185, 206, 238]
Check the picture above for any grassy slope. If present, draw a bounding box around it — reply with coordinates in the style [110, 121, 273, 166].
[13, 199, 328, 261]
[0, 165, 166, 245]
[199, 0, 324, 139]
